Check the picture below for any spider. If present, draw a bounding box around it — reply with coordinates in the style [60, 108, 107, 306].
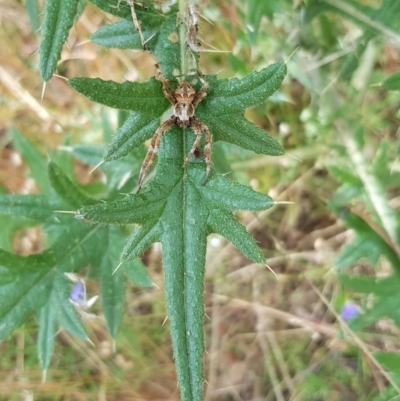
[137, 66, 212, 191]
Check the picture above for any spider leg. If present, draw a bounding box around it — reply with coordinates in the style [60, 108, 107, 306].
[155, 63, 176, 105]
[137, 118, 175, 192]
[189, 118, 212, 185]
[182, 124, 203, 168]
[192, 74, 209, 107]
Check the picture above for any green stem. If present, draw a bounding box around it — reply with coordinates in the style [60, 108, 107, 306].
[178, 0, 188, 77]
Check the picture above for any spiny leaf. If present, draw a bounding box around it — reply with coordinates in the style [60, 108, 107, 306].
[90, 3, 170, 50]
[39, 0, 80, 81]
[151, 13, 180, 80]
[198, 173, 275, 211]
[68, 77, 170, 113]
[38, 299, 57, 372]
[69, 19, 286, 397]
[100, 227, 127, 338]
[79, 193, 167, 225]
[25, 0, 40, 32]
[71, 143, 143, 194]
[103, 112, 161, 161]
[200, 62, 287, 113]
[89, 0, 156, 20]
[71, 63, 286, 168]
[123, 259, 153, 287]
[207, 209, 265, 264]
[88, 0, 179, 78]
[0, 270, 53, 339]
[0, 194, 66, 222]
[91, 20, 159, 50]
[0, 220, 104, 341]
[48, 161, 98, 208]
[78, 131, 275, 400]
[121, 220, 162, 263]
[0, 248, 56, 273]
[88, 0, 130, 18]
[198, 112, 284, 156]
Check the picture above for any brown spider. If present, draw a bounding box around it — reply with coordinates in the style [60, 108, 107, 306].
[137, 67, 212, 191]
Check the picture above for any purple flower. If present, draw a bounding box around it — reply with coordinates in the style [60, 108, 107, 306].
[340, 301, 359, 321]
[70, 281, 85, 305]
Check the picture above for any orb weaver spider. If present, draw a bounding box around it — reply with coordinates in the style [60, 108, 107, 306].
[137, 66, 212, 191]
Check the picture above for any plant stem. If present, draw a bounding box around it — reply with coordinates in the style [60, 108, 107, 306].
[178, 0, 188, 77]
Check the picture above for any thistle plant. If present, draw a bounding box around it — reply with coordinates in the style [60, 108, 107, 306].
[0, 1, 286, 400]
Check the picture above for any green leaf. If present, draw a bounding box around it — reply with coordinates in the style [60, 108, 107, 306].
[71, 143, 143, 194]
[37, 269, 92, 370]
[208, 209, 265, 264]
[123, 259, 153, 288]
[0, 270, 53, 339]
[151, 13, 180, 80]
[89, 1, 179, 78]
[89, 0, 161, 21]
[77, 129, 279, 400]
[382, 72, 400, 91]
[90, 2, 171, 51]
[0, 248, 56, 273]
[246, 0, 279, 45]
[0, 194, 66, 222]
[39, 0, 80, 81]
[0, 218, 105, 340]
[103, 112, 161, 161]
[374, 352, 400, 376]
[70, 34, 286, 400]
[91, 20, 159, 50]
[338, 273, 400, 330]
[69, 77, 170, 113]
[100, 228, 127, 338]
[38, 298, 57, 372]
[305, 0, 400, 31]
[25, 0, 40, 33]
[338, 40, 368, 81]
[332, 209, 400, 272]
[48, 161, 98, 208]
[88, 0, 131, 18]
[372, 383, 400, 401]
[199, 62, 287, 113]
[121, 221, 162, 263]
[11, 127, 51, 193]
[0, 215, 32, 252]
[198, 112, 284, 156]
[70, 63, 286, 166]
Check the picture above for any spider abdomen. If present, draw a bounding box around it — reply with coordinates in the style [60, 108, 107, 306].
[174, 103, 194, 123]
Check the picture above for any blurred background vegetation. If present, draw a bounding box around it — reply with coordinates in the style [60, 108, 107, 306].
[1, 0, 400, 400]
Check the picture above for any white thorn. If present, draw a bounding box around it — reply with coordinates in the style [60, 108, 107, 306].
[265, 262, 279, 280]
[41, 82, 46, 101]
[90, 160, 105, 174]
[112, 262, 123, 275]
[42, 370, 47, 384]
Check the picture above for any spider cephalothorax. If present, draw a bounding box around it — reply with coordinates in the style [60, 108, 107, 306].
[137, 68, 212, 190]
